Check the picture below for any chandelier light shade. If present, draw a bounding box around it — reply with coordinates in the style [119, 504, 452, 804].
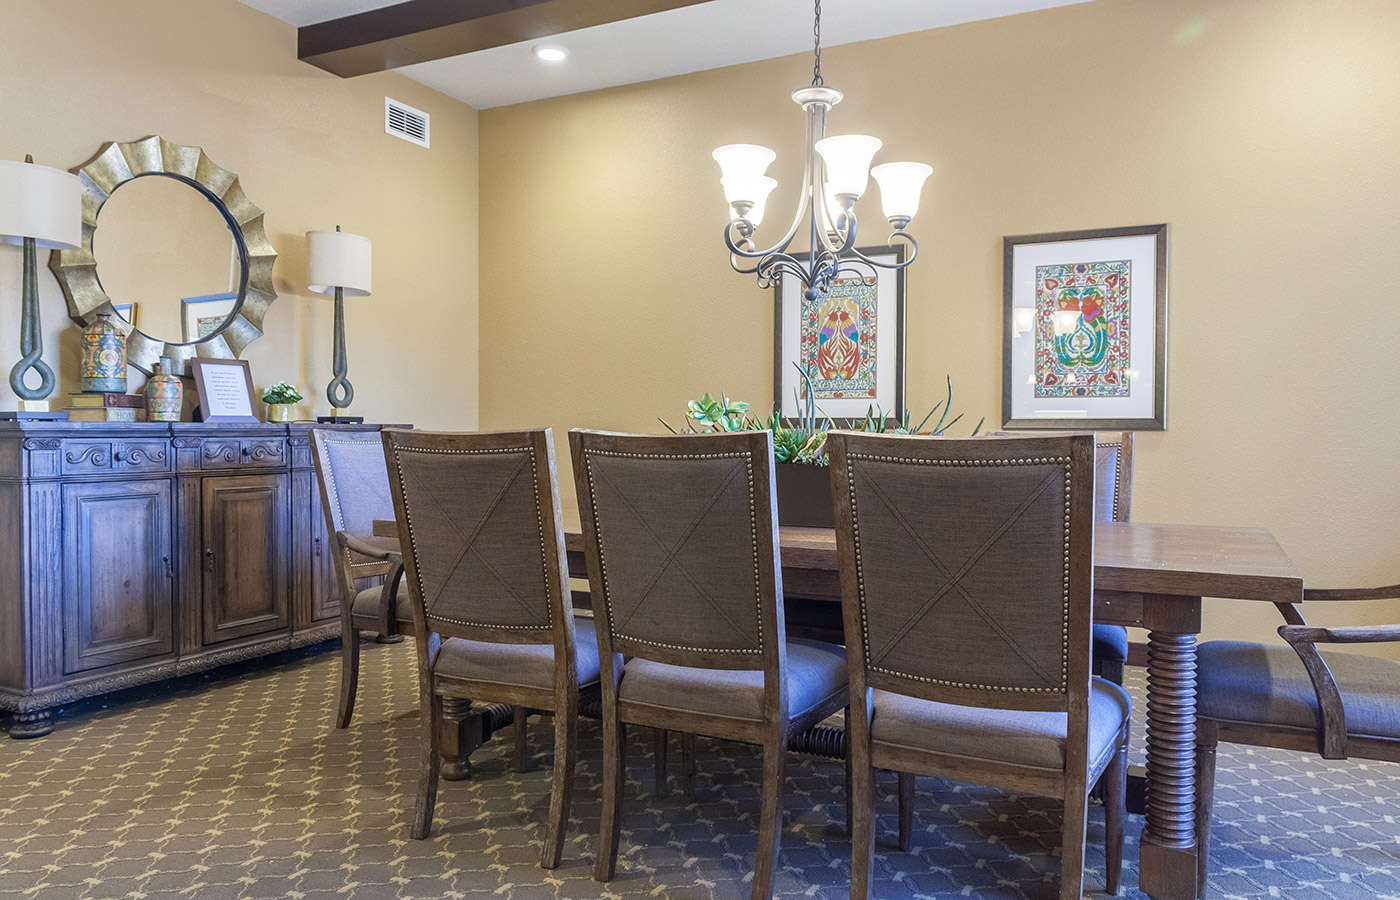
[714, 0, 931, 300]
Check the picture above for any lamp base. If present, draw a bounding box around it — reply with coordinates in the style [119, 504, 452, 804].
[0, 411, 69, 421]
[316, 415, 364, 424]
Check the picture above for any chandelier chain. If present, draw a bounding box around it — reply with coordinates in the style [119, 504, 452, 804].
[811, 0, 823, 86]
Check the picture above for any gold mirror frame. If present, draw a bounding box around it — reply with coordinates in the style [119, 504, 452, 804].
[48, 136, 277, 376]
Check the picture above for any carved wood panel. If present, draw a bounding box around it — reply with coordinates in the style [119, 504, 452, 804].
[200, 474, 290, 644]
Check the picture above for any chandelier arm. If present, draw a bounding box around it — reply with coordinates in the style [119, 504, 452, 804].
[723, 219, 799, 262]
[843, 230, 920, 269]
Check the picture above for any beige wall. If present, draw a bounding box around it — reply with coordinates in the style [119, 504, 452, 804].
[0, 0, 479, 430]
[479, 0, 1400, 648]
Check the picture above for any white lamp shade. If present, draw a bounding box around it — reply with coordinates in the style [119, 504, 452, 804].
[1012, 307, 1035, 336]
[721, 175, 777, 223]
[1052, 309, 1081, 335]
[306, 229, 371, 296]
[871, 161, 933, 222]
[0, 159, 82, 249]
[712, 143, 776, 182]
[814, 134, 882, 198]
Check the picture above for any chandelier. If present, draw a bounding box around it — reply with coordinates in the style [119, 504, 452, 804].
[713, 0, 932, 301]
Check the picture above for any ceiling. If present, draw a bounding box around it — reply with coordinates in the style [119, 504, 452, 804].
[240, 0, 1091, 109]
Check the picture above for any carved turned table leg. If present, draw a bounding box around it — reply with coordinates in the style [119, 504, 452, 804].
[1139, 594, 1203, 900]
[9, 709, 54, 738]
[439, 696, 484, 780]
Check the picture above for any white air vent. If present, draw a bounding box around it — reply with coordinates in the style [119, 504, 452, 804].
[385, 97, 430, 148]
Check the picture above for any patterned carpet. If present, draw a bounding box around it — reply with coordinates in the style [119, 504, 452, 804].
[2, 639, 1398, 900]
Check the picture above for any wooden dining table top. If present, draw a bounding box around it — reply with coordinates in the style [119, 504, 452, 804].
[371, 516, 1303, 606]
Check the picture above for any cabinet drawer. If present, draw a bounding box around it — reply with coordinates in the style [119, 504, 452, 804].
[61, 440, 171, 475]
[200, 438, 287, 469]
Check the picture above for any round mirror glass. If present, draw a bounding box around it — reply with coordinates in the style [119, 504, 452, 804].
[92, 174, 244, 345]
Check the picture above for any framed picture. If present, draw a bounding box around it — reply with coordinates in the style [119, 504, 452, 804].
[112, 302, 137, 328]
[1002, 224, 1167, 431]
[181, 292, 239, 343]
[774, 245, 906, 424]
[189, 358, 258, 423]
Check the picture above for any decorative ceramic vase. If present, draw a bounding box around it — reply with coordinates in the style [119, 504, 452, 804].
[266, 403, 295, 423]
[80, 312, 127, 393]
[145, 356, 182, 422]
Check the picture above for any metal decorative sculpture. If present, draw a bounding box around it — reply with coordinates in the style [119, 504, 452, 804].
[48, 136, 278, 376]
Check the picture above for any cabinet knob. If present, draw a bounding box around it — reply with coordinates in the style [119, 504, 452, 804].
[112, 450, 123, 462]
[242, 447, 251, 457]
[163, 554, 172, 578]
[205, 548, 215, 571]
[315, 535, 322, 557]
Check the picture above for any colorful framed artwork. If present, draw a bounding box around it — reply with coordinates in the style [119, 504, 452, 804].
[188, 358, 258, 423]
[181, 292, 238, 343]
[1002, 224, 1167, 431]
[774, 245, 906, 424]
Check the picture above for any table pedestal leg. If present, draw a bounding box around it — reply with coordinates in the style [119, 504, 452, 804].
[440, 697, 484, 780]
[1139, 594, 1202, 900]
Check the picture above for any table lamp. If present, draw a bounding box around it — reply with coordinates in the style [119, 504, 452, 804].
[0, 155, 82, 420]
[307, 226, 371, 424]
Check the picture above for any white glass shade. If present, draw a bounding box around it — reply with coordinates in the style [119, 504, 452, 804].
[307, 230, 372, 296]
[1052, 309, 1081, 335]
[712, 144, 776, 183]
[1012, 307, 1035, 336]
[0, 159, 82, 249]
[814, 134, 882, 198]
[724, 176, 776, 226]
[871, 161, 933, 222]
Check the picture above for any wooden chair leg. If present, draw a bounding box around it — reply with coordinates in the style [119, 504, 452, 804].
[1060, 777, 1089, 900]
[513, 706, 529, 773]
[850, 741, 875, 900]
[336, 627, 361, 729]
[680, 731, 696, 802]
[897, 771, 914, 852]
[411, 691, 443, 840]
[1104, 730, 1128, 896]
[750, 735, 787, 900]
[594, 720, 626, 883]
[653, 728, 668, 795]
[1196, 736, 1218, 899]
[540, 707, 577, 869]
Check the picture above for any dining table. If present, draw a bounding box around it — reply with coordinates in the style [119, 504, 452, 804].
[374, 515, 1303, 900]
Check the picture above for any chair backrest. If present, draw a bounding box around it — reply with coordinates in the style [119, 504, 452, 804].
[1095, 432, 1133, 524]
[569, 429, 782, 673]
[312, 428, 395, 535]
[382, 428, 572, 652]
[828, 430, 1096, 715]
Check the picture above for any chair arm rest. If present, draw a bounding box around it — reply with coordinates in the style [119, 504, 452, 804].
[1280, 623, 1400, 644]
[1303, 583, 1400, 602]
[336, 530, 400, 561]
[1277, 625, 1348, 759]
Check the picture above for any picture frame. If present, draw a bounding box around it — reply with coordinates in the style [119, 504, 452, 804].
[188, 358, 258, 423]
[112, 302, 137, 328]
[774, 244, 906, 425]
[1002, 224, 1168, 431]
[181, 292, 239, 343]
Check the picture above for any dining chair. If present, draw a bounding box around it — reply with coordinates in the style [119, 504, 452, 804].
[1092, 432, 1135, 686]
[1194, 582, 1400, 893]
[311, 428, 413, 729]
[382, 427, 603, 868]
[828, 430, 1130, 900]
[570, 428, 850, 900]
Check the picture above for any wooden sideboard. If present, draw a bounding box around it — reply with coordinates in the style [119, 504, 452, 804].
[0, 421, 396, 737]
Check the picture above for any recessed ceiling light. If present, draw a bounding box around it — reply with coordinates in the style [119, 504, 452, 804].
[532, 44, 567, 62]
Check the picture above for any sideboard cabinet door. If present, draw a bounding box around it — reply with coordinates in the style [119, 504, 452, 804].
[201, 474, 291, 644]
[309, 486, 340, 622]
[62, 480, 174, 674]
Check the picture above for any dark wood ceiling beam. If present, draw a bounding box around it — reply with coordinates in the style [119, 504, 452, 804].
[299, 0, 714, 78]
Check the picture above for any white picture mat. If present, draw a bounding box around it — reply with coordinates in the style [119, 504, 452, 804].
[1009, 233, 1158, 421]
[199, 364, 254, 418]
[779, 251, 899, 419]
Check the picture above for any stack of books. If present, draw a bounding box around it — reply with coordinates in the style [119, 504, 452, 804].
[64, 393, 146, 422]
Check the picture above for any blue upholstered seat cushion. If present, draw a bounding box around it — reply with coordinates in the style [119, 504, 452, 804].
[1198, 640, 1400, 738]
[352, 582, 413, 625]
[617, 638, 848, 722]
[1093, 624, 1129, 663]
[870, 677, 1131, 771]
[435, 614, 603, 690]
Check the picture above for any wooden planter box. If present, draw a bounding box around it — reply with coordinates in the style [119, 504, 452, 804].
[774, 462, 834, 528]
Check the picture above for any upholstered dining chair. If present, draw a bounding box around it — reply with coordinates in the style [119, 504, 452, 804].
[828, 430, 1130, 900]
[1092, 432, 1135, 686]
[311, 428, 413, 729]
[1194, 582, 1400, 892]
[569, 428, 850, 900]
[382, 427, 603, 868]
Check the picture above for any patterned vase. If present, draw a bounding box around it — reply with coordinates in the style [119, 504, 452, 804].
[145, 357, 182, 422]
[80, 312, 127, 393]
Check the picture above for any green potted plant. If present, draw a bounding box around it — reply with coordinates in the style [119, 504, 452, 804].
[262, 381, 303, 423]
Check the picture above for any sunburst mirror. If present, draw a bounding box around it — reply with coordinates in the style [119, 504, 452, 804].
[49, 135, 277, 376]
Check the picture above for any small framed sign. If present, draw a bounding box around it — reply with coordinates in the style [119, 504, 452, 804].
[189, 358, 258, 423]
